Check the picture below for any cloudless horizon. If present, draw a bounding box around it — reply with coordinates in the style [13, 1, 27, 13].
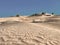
[0, 0, 60, 17]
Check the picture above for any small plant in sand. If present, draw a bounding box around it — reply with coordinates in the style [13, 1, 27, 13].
[32, 19, 36, 23]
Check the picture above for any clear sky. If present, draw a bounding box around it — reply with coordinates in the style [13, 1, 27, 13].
[0, 0, 60, 17]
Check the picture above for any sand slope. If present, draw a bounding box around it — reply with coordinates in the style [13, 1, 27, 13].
[0, 21, 60, 45]
[0, 15, 60, 45]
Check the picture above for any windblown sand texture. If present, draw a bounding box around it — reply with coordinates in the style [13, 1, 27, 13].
[0, 15, 60, 45]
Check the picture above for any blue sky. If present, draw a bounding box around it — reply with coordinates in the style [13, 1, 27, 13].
[0, 0, 60, 17]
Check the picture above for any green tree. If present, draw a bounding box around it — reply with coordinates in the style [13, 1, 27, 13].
[52, 13, 54, 15]
[16, 14, 20, 17]
[41, 12, 45, 15]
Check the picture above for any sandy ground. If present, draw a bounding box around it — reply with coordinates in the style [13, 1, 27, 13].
[0, 16, 60, 45]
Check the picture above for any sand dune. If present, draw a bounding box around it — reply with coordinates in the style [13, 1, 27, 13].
[0, 15, 60, 45]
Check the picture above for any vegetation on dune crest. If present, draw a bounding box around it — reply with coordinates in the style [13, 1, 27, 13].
[16, 14, 19, 17]
[29, 13, 42, 17]
[52, 13, 54, 15]
[41, 12, 45, 15]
